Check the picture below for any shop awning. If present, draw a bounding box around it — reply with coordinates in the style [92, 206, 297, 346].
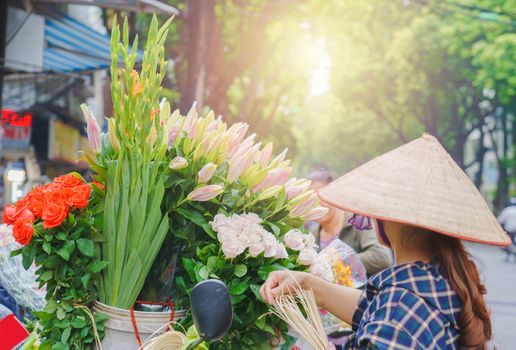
[44, 15, 143, 73]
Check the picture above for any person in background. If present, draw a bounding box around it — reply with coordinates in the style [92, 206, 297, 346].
[498, 198, 516, 259]
[306, 169, 392, 275]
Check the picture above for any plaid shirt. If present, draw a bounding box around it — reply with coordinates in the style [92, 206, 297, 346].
[346, 262, 462, 350]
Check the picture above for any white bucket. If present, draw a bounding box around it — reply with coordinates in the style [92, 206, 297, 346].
[93, 301, 185, 350]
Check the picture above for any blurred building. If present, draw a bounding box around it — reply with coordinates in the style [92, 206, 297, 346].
[0, 0, 177, 207]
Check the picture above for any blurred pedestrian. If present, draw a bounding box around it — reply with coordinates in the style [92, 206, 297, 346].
[498, 198, 516, 259]
[306, 168, 392, 275]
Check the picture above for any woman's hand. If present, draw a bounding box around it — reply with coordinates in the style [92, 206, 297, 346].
[259, 270, 310, 304]
[259, 269, 363, 324]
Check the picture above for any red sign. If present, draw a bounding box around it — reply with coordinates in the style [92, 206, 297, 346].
[1, 109, 32, 127]
[1, 109, 32, 150]
[0, 314, 29, 350]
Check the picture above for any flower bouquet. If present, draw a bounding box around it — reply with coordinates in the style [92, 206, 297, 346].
[4, 174, 107, 349]
[5, 14, 330, 349]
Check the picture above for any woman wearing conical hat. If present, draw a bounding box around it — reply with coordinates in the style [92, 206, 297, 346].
[260, 134, 510, 349]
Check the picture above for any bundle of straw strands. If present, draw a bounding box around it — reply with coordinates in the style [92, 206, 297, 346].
[271, 287, 335, 350]
[138, 322, 186, 350]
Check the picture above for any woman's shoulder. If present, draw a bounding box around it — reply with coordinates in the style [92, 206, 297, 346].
[363, 262, 462, 334]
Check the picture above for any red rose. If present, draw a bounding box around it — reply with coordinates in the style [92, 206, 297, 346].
[3, 205, 16, 224]
[54, 174, 84, 188]
[13, 219, 34, 245]
[25, 186, 44, 217]
[69, 184, 92, 209]
[17, 208, 35, 223]
[43, 183, 72, 206]
[42, 202, 70, 229]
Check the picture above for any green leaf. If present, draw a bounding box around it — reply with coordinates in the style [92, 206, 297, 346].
[43, 255, 61, 268]
[51, 342, 68, 350]
[229, 281, 249, 295]
[10, 248, 23, 257]
[61, 327, 71, 343]
[176, 207, 216, 239]
[234, 264, 248, 278]
[44, 299, 58, 314]
[71, 317, 87, 329]
[57, 241, 76, 261]
[42, 242, 52, 255]
[94, 312, 109, 322]
[56, 307, 66, 320]
[40, 270, 53, 282]
[81, 274, 91, 289]
[76, 238, 95, 257]
[182, 258, 196, 282]
[56, 232, 68, 241]
[87, 261, 109, 273]
[258, 264, 284, 281]
[198, 266, 209, 280]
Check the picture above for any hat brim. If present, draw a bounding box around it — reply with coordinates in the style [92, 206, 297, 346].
[319, 190, 512, 247]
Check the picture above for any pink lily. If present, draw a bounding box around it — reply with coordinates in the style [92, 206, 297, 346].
[187, 185, 224, 202]
[257, 142, 273, 166]
[253, 167, 292, 192]
[301, 207, 329, 221]
[198, 163, 217, 183]
[290, 192, 319, 217]
[80, 104, 102, 153]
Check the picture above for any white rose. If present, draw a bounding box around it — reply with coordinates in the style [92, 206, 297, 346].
[303, 232, 317, 249]
[274, 243, 289, 259]
[241, 212, 262, 224]
[298, 247, 318, 266]
[248, 243, 265, 257]
[217, 226, 238, 244]
[284, 230, 306, 251]
[263, 237, 278, 258]
[222, 241, 246, 259]
[211, 214, 228, 231]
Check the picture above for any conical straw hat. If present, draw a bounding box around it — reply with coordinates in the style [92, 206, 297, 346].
[319, 134, 511, 246]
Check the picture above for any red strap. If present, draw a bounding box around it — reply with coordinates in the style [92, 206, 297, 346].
[130, 300, 175, 346]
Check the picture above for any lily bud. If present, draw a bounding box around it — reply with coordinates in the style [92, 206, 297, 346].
[169, 156, 188, 170]
[227, 150, 255, 183]
[258, 142, 273, 166]
[291, 193, 319, 217]
[253, 167, 292, 192]
[258, 185, 283, 201]
[301, 207, 330, 221]
[269, 148, 288, 168]
[198, 163, 217, 183]
[147, 127, 157, 146]
[107, 118, 120, 152]
[80, 104, 102, 154]
[289, 190, 315, 207]
[227, 123, 250, 157]
[187, 184, 224, 202]
[286, 179, 312, 199]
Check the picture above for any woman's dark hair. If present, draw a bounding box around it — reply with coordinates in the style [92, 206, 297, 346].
[432, 235, 492, 349]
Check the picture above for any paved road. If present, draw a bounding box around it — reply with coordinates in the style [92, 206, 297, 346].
[467, 243, 516, 350]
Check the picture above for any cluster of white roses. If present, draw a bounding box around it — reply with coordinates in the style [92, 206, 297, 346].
[211, 213, 320, 266]
[283, 229, 318, 266]
[211, 213, 289, 259]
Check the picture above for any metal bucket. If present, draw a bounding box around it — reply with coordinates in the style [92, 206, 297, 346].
[93, 301, 184, 349]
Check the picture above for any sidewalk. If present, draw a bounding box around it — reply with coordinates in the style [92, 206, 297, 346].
[467, 243, 516, 350]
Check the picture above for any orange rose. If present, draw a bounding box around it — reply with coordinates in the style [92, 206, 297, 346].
[43, 183, 72, 205]
[13, 219, 34, 245]
[3, 205, 16, 224]
[69, 184, 92, 209]
[42, 202, 70, 229]
[25, 186, 44, 217]
[54, 174, 84, 188]
[17, 208, 35, 223]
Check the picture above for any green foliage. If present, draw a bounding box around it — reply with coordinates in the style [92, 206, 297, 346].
[89, 16, 174, 309]
[18, 199, 107, 349]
